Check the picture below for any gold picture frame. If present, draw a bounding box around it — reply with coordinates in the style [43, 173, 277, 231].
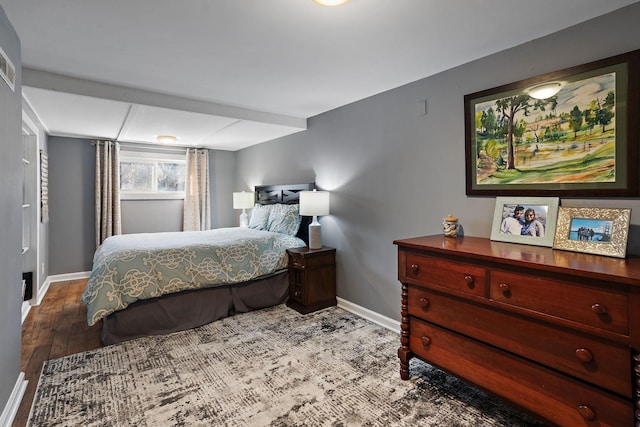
[553, 207, 631, 258]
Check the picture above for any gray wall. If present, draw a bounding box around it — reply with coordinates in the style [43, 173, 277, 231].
[48, 137, 96, 275]
[121, 200, 184, 234]
[235, 3, 640, 321]
[0, 4, 22, 415]
[212, 150, 237, 228]
[48, 136, 237, 274]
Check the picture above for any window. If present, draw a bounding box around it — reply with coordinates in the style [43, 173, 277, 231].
[119, 148, 186, 200]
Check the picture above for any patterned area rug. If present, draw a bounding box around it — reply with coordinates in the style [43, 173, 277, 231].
[28, 305, 549, 426]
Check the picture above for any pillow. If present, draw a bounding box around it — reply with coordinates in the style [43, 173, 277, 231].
[248, 204, 272, 230]
[267, 204, 302, 236]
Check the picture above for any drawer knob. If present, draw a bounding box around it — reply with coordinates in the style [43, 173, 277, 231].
[591, 303, 607, 315]
[419, 298, 429, 309]
[421, 336, 431, 347]
[411, 264, 420, 274]
[499, 283, 510, 292]
[575, 348, 593, 363]
[577, 405, 596, 421]
[464, 275, 474, 286]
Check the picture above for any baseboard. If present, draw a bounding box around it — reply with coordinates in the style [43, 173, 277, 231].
[31, 272, 90, 307]
[336, 297, 400, 333]
[47, 271, 91, 284]
[43, 271, 91, 302]
[21, 301, 31, 324]
[0, 372, 27, 427]
[34, 276, 50, 306]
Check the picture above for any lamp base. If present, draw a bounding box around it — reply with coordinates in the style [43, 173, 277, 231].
[239, 211, 249, 228]
[308, 222, 322, 249]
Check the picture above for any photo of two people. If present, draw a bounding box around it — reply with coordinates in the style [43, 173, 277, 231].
[500, 204, 547, 237]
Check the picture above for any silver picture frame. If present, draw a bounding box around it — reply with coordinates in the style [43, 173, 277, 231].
[490, 196, 560, 247]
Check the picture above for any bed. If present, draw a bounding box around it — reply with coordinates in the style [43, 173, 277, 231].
[82, 183, 314, 344]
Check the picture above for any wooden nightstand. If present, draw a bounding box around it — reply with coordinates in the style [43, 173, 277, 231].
[286, 246, 336, 314]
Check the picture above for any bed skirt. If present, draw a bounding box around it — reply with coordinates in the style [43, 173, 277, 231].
[101, 271, 289, 345]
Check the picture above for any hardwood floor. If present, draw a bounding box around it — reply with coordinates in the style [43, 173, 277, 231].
[13, 279, 103, 427]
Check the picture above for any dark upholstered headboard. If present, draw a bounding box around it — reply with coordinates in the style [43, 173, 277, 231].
[255, 183, 315, 244]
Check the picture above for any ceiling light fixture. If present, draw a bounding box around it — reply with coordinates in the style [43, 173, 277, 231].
[312, 0, 350, 6]
[156, 135, 177, 144]
[527, 82, 563, 100]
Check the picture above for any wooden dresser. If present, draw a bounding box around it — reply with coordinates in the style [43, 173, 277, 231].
[394, 235, 640, 427]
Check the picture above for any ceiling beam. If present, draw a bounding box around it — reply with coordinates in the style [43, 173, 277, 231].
[22, 68, 307, 130]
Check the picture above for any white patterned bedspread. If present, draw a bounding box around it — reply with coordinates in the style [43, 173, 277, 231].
[81, 227, 304, 325]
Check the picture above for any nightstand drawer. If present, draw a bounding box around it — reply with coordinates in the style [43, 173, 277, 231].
[490, 270, 629, 335]
[403, 254, 486, 297]
[287, 249, 335, 269]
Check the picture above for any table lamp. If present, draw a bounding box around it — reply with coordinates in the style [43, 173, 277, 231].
[299, 190, 330, 249]
[233, 191, 255, 227]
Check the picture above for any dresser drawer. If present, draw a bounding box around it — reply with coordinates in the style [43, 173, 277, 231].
[409, 318, 632, 427]
[490, 270, 629, 335]
[408, 285, 631, 397]
[403, 254, 486, 297]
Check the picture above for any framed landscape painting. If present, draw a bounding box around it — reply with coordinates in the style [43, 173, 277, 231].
[465, 50, 640, 197]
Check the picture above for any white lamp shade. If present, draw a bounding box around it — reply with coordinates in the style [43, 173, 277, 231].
[299, 191, 330, 216]
[233, 191, 255, 209]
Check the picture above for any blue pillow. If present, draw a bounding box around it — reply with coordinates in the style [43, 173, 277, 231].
[248, 204, 272, 230]
[267, 204, 302, 236]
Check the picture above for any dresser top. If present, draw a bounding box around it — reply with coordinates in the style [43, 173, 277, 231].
[394, 235, 640, 287]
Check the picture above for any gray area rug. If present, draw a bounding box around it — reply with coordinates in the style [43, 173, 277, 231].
[28, 305, 549, 426]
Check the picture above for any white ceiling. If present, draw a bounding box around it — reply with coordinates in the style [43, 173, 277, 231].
[2, 0, 639, 150]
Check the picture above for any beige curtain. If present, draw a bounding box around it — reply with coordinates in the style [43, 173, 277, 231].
[95, 140, 121, 246]
[183, 148, 211, 231]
